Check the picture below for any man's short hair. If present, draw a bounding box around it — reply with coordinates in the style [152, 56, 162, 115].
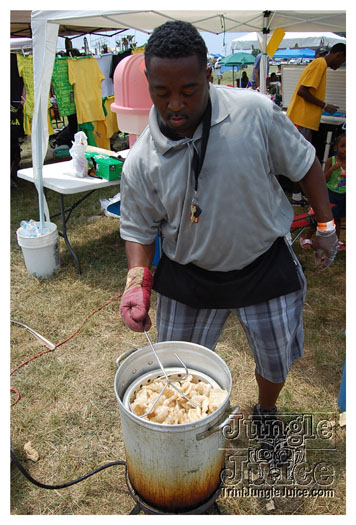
[145, 21, 208, 71]
[330, 43, 346, 56]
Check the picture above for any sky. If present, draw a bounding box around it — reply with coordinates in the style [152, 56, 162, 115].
[57, 29, 247, 57]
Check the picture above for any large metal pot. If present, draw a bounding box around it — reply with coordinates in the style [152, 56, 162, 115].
[114, 341, 238, 513]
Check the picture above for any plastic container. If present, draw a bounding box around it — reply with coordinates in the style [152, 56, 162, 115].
[111, 54, 152, 145]
[53, 145, 71, 160]
[106, 198, 162, 265]
[152, 234, 162, 266]
[338, 361, 346, 412]
[106, 199, 121, 216]
[86, 152, 123, 180]
[16, 221, 60, 278]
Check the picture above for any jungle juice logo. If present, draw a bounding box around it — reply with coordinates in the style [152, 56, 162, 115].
[219, 412, 337, 498]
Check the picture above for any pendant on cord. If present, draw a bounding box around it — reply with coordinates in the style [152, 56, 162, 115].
[190, 197, 202, 226]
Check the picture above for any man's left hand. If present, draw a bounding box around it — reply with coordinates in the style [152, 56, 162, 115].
[313, 230, 339, 270]
[324, 104, 339, 114]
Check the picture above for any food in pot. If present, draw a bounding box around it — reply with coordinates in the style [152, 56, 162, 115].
[130, 374, 227, 424]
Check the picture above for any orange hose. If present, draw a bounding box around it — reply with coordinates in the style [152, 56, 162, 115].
[10, 293, 122, 406]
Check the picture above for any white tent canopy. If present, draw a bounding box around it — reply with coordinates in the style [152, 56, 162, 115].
[32, 10, 346, 35]
[10, 37, 33, 51]
[232, 31, 346, 51]
[26, 10, 346, 228]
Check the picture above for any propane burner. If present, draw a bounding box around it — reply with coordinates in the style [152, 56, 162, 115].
[124, 466, 222, 515]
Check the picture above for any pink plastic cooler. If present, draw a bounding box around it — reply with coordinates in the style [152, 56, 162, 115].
[111, 54, 152, 146]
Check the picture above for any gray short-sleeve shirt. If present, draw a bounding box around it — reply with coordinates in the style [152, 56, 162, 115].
[120, 85, 315, 271]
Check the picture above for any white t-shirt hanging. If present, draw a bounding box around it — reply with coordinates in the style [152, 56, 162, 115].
[96, 54, 114, 98]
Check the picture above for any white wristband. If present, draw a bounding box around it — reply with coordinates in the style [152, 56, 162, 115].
[323, 102, 328, 109]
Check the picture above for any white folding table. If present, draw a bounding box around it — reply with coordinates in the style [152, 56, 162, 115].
[17, 159, 124, 274]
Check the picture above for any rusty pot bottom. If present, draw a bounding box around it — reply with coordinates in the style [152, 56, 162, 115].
[126, 450, 225, 513]
[127, 471, 223, 514]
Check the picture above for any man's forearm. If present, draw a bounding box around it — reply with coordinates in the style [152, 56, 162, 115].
[125, 240, 156, 269]
[297, 85, 324, 108]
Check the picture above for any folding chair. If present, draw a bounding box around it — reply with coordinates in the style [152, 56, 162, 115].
[290, 204, 335, 245]
[290, 209, 316, 245]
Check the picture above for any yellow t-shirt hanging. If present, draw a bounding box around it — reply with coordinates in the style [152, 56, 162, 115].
[67, 57, 106, 124]
[93, 121, 110, 150]
[132, 45, 145, 54]
[286, 57, 327, 131]
[93, 97, 120, 149]
[16, 54, 54, 136]
[104, 96, 119, 138]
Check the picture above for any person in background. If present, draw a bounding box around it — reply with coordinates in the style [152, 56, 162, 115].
[118, 21, 338, 462]
[215, 60, 223, 84]
[267, 72, 282, 107]
[325, 133, 346, 250]
[286, 43, 346, 205]
[241, 70, 250, 88]
[300, 133, 346, 251]
[251, 52, 270, 90]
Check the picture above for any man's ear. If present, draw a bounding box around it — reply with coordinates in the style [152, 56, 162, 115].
[207, 66, 213, 83]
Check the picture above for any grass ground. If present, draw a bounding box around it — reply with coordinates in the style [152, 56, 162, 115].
[10, 125, 346, 515]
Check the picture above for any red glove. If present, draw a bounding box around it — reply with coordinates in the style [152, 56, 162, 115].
[120, 267, 153, 332]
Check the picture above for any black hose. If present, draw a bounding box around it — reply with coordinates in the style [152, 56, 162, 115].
[10, 447, 126, 490]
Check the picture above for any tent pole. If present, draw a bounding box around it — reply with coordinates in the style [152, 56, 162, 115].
[31, 13, 59, 232]
[260, 11, 270, 94]
[35, 106, 45, 232]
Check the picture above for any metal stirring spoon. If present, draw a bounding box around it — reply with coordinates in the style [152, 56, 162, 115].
[143, 329, 199, 409]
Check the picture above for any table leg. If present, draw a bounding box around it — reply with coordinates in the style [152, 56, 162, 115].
[58, 194, 82, 274]
[50, 190, 96, 274]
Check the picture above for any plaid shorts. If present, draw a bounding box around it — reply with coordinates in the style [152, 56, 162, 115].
[156, 248, 307, 384]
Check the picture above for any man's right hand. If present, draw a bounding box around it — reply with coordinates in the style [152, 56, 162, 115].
[120, 267, 154, 331]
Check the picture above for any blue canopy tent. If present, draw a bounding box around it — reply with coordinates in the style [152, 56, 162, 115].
[273, 47, 316, 59]
[221, 65, 239, 73]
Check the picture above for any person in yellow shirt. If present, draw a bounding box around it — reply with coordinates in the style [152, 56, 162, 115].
[286, 43, 346, 205]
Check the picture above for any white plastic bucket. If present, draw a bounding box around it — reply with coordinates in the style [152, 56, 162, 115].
[16, 221, 60, 278]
